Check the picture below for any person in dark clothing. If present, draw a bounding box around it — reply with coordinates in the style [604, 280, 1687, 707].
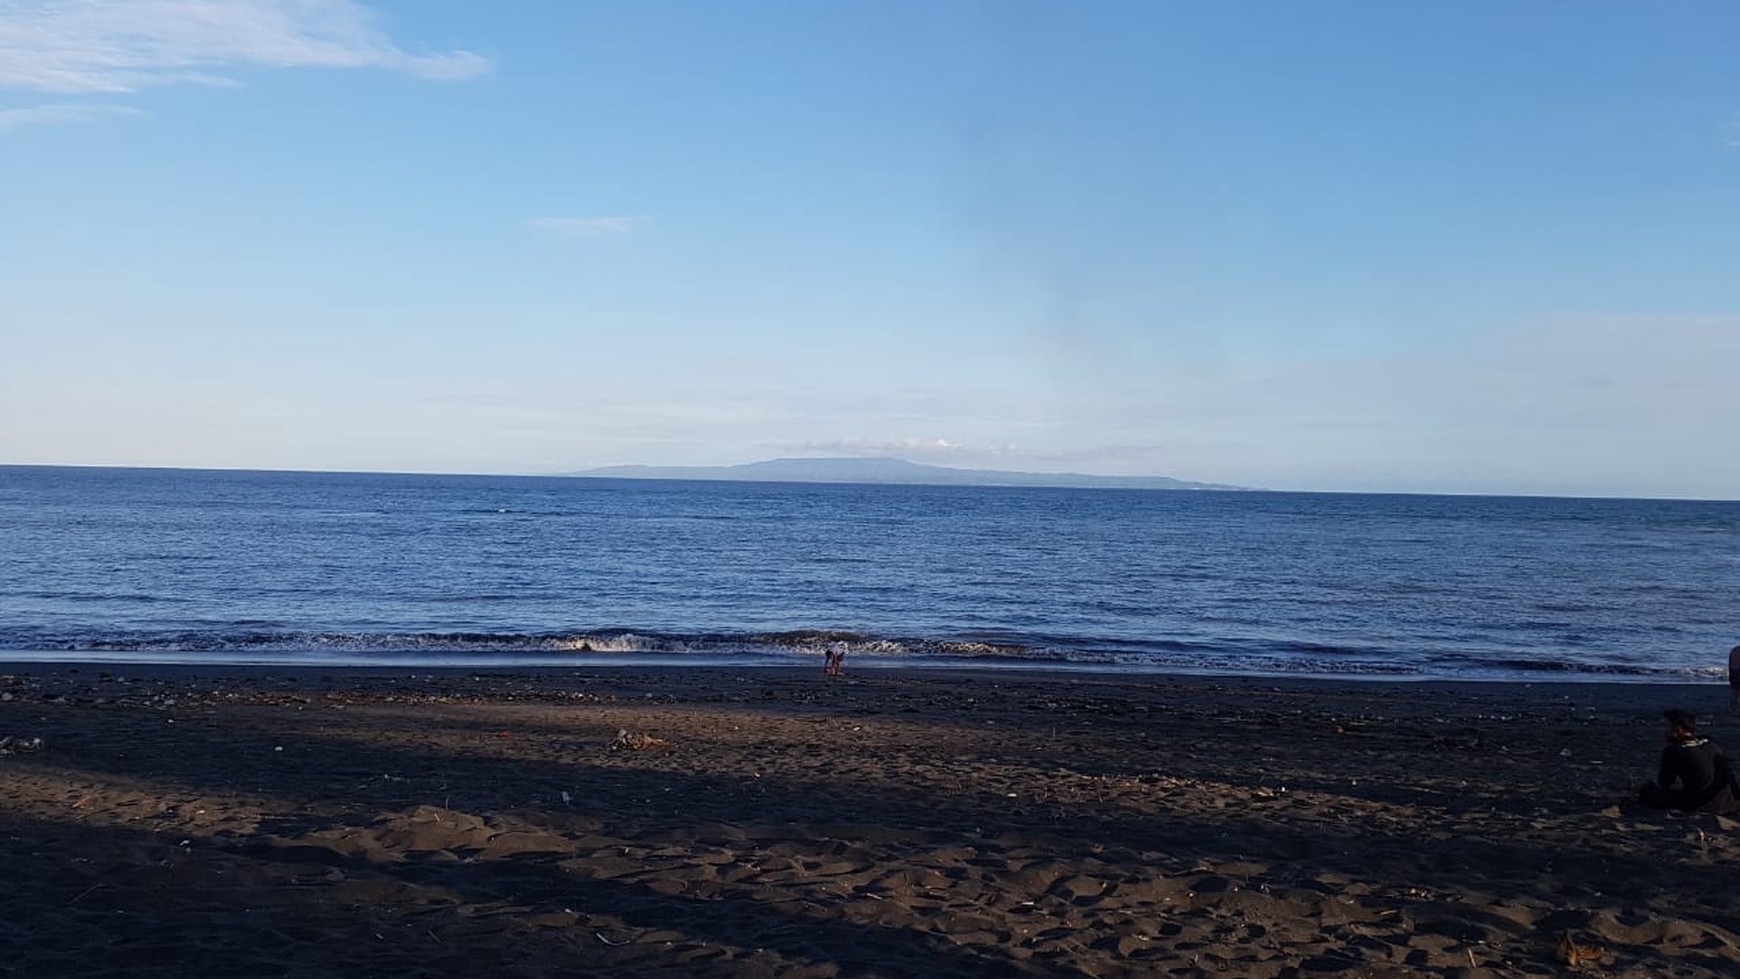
[1638, 709, 1740, 814]
[1729, 645, 1740, 708]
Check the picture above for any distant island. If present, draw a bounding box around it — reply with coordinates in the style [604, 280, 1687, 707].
[568, 457, 1249, 491]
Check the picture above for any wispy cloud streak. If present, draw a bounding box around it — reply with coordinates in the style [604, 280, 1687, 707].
[0, 0, 489, 94]
[527, 216, 650, 237]
[0, 101, 138, 130]
[790, 437, 1195, 475]
[801, 437, 971, 458]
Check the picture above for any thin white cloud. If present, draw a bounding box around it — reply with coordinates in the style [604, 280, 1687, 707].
[0, 0, 489, 94]
[527, 216, 650, 237]
[793, 437, 1183, 474]
[0, 101, 138, 130]
[801, 437, 969, 457]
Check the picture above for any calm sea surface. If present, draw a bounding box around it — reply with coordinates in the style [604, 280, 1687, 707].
[1, 466, 1735, 680]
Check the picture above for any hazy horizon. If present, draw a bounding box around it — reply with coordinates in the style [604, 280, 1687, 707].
[10, 458, 1740, 503]
[5, 2, 1738, 500]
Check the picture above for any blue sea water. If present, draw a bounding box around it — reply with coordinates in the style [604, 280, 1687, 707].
[0, 465, 1735, 681]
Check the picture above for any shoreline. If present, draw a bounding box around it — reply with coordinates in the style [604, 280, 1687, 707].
[0, 655, 1728, 687]
[4, 664, 1738, 976]
[2, 660, 1731, 725]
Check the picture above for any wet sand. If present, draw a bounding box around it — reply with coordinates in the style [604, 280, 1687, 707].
[1, 665, 1737, 978]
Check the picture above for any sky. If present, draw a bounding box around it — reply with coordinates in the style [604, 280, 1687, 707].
[2, 1, 1738, 499]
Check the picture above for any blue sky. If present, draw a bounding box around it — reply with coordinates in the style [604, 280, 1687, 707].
[2, 1, 1737, 498]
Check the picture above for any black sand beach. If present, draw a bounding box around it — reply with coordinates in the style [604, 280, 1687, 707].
[2, 666, 1736, 977]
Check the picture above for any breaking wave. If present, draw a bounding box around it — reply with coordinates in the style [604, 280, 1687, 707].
[0, 626, 1721, 681]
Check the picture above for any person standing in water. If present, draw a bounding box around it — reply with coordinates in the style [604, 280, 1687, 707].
[1729, 645, 1740, 708]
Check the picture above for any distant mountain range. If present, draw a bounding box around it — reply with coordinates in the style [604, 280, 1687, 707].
[569, 457, 1249, 491]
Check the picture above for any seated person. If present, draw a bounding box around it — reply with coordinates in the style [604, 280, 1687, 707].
[1638, 709, 1740, 814]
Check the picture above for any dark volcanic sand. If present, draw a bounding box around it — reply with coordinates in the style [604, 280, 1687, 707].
[1, 666, 1737, 978]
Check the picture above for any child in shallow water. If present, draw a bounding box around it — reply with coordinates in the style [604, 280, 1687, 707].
[1638, 709, 1740, 815]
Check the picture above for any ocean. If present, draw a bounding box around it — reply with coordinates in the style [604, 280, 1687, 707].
[0, 465, 1734, 681]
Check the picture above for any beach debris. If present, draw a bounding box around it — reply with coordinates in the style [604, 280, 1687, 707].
[67, 883, 106, 905]
[1557, 932, 1611, 970]
[0, 736, 43, 754]
[609, 729, 670, 751]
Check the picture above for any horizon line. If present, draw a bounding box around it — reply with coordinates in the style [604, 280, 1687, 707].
[0, 461, 1732, 504]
